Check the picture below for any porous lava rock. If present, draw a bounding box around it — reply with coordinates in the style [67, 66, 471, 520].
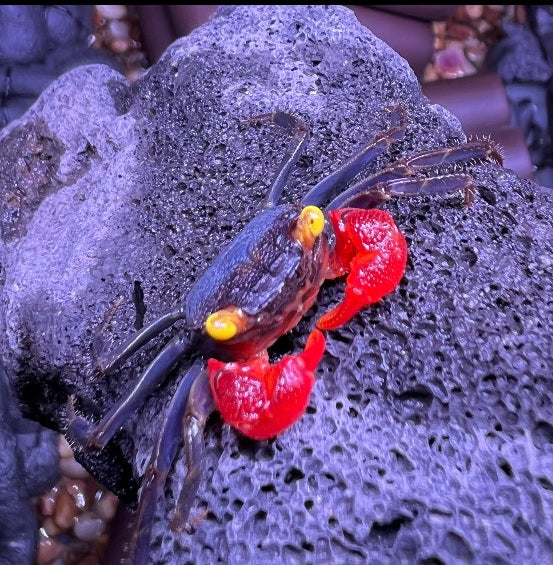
[1, 5, 553, 564]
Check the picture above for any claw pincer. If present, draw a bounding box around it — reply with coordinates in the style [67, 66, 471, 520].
[208, 329, 325, 440]
[317, 208, 407, 330]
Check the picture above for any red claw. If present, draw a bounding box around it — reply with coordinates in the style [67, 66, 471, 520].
[208, 329, 326, 440]
[317, 208, 407, 330]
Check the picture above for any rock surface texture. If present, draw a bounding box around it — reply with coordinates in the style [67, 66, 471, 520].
[1, 5, 552, 564]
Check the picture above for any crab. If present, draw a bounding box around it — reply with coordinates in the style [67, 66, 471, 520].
[67, 106, 501, 563]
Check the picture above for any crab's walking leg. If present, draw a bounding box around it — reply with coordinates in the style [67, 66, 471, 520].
[406, 140, 503, 168]
[246, 110, 310, 206]
[95, 307, 186, 375]
[129, 360, 208, 565]
[68, 333, 193, 449]
[170, 369, 215, 533]
[326, 139, 503, 210]
[327, 172, 475, 210]
[301, 105, 407, 207]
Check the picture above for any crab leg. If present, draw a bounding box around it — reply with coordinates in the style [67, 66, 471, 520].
[95, 307, 186, 375]
[170, 369, 215, 533]
[326, 139, 503, 210]
[69, 333, 193, 450]
[207, 329, 326, 440]
[301, 105, 407, 207]
[327, 173, 475, 210]
[246, 110, 310, 207]
[317, 208, 407, 330]
[406, 140, 503, 168]
[130, 360, 207, 565]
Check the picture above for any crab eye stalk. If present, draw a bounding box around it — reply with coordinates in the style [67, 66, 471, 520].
[294, 205, 325, 249]
[205, 307, 247, 341]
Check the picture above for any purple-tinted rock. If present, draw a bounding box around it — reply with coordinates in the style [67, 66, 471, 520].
[9, 64, 58, 96]
[0, 96, 36, 128]
[1, 5, 553, 564]
[529, 5, 553, 65]
[487, 22, 552, 83]
[0, 5, 48, 64]
[45, 5, 83, 46]
[0, 364, 59, 564]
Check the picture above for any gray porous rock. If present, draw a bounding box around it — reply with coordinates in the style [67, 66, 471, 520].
[1, 5, 553, 564]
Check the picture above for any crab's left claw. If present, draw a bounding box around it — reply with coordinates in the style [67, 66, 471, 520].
[317, 208, 407, 330]
[208, 329, 326, 440]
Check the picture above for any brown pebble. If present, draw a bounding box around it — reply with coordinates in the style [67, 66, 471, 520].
[96, 4, 127, 20]
[58, 435, 74, 459]
[108, 19, 130, 39]
[41, 516, 62, 537]
[96, 532, 111, 556]
[66, 479, 89, 510]
[465, 4, 484, 19]
[447, 22, 475, 42]
[36, 534, 62, 565]
[59, 456, 90, 479]
[73, 511, 106, 541]
[39, 486, 59, 517]
[109, 37, 132, 54]
[54, 490, 78, 531]
[94, 489, 119, 522]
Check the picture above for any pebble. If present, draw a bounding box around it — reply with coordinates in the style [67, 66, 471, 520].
[423, 5, 526, 82]
[109, 37, 133, 55]
[10, 64, 57, 96]
[108, 18, 130, 39]
[73, 512, 106, 541]
[58, 435, 74, 459]
[465, 5, 484, 20]
[94, 490, 119, 522]
[66, 479, 88, 510]
[45, 5, 80, 45]
[95, 5, 128, 21]
[41, 516, 62, 537]
[53, 490, 77, 531]
[0, 5, 47, 64]
[36, 534, 62, 565]
[40, 486, 59, 516]
[59, 455, 90, 479]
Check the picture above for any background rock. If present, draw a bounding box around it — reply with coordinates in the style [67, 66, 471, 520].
[0, 364, 59, 564]
[0, 5, 122, 128]
[0, 5, 552, 564]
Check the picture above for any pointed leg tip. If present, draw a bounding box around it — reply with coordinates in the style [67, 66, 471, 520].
[65, 397, 104, 451]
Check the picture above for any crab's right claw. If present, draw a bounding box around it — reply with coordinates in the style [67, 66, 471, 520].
[317, 208, 408, 330]
[208, 329, 326, 440]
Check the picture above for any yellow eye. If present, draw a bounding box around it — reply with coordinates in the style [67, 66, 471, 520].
[293, 205, 325, 250]
[300, 205, 325, 237]
[205, 307, 247, 341]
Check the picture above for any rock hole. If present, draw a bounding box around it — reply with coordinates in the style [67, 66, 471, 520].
[444, 531, 474, 563]
[538, 477, 553, 491]
[284, 467, 305, 484]
[498, 460, 513, 478]
[532, 421, 553, 449]
[132, 280, 146, 330]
